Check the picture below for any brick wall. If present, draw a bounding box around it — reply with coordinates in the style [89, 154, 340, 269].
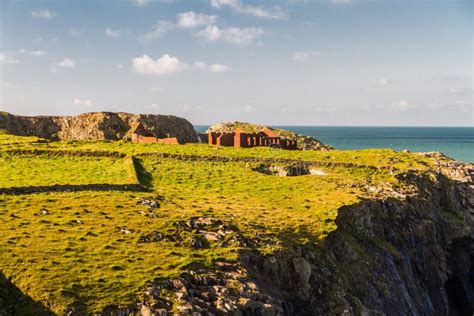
[208, 130, 297, 150]
[132, 134, 179, 145]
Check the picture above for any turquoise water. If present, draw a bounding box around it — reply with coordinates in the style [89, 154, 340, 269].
[195, 126, 474, 163]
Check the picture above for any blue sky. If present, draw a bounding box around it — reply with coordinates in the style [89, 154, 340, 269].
[0, 0, 472, 126]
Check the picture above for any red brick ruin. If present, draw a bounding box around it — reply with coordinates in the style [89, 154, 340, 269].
[131, 123, 180, 145]
[208, 127, 297, 150]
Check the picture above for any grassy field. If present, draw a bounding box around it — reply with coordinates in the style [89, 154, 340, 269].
[0, 154, 134, 188]
[0, 131, 439, 314]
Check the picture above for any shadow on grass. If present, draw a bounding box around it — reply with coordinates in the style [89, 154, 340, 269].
[0, 183, 145, 195]
[132, 157, 153, 189]
[0, 271, 54, 315]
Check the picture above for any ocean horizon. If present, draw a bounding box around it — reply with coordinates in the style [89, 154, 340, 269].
[195, 126, 474, 163]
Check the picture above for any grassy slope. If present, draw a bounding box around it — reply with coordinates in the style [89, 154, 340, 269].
[0, 131, 437, 314]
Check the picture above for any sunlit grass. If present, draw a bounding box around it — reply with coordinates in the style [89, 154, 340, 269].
[0, 154, 134, 188]
[0, 131, 439, 313]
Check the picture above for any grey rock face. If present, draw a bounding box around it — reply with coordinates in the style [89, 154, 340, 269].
[240, 168, 474, 315]
[0, 112, 198, 143]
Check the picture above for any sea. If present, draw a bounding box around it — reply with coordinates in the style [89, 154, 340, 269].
[194, 126, 474, 163]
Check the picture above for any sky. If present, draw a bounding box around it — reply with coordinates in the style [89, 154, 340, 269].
[0, 0, 472, 126]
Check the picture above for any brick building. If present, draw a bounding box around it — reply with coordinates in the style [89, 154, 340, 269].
[130, 123, 179, 144]
[208, 127, 297, 150]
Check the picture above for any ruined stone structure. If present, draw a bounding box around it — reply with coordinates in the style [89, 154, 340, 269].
[208, 127, 297, 149]
[131, 123, 179, 144]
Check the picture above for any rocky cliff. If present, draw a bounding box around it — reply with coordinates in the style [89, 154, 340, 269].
[206, 121, 333, 151]
[118, 159, 473, 315]
[0, 112, 198, 143]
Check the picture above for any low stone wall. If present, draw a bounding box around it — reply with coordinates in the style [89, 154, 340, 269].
[0, 150, 145, 195]
[3, 149, 126, 158]
[0, 183, 144, 195]
[137, 152, 383, 172]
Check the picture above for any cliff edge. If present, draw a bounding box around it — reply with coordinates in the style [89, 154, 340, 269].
[0, 112, 198, 143]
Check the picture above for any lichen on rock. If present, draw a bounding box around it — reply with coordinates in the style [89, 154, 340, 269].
[0, 112, 198, 143]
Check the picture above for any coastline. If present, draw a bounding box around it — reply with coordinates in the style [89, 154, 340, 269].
[195, 125, 474, 163]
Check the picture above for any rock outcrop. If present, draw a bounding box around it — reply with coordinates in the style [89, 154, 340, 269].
[0, 112, 197, 143]
[206, 121, 333, 151]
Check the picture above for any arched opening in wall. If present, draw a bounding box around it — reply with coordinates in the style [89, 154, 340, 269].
[445, 276, 472, 315]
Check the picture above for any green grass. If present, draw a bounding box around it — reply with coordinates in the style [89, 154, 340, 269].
[0, 131, 443, 314]
[0, 191, 230, 314]
[0, 154, 134, 188]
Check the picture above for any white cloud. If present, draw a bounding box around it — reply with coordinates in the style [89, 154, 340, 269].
[131, 0, 151, 6]
[74, 98, 94, 107]
[116, 64, 124, 69]
[144, 21, 174, 39]
[143, 13, 217, 39]
[132, 54, 187, 75]
[148, 104, 161, 110]
[293, 51, 320, 62]
[449, 87, 471, 96]
[0, 53, 19, 64]
[244, 104, 255, 112]
[132, 54, 231, 76]
[196, 25, 264, 46]
[375, 77, 400, 86]
[57, 58, 76, 68]
[194, 61, 230, 73]
[177, 12, 218, 28]
[0, 48, 47, 64]
[50, 58, 76, 73]
[30, 50, 47, 57]
[453, 100, 472, 112]
[377, 77, 389, 86]
[150, 86, 164, 92]
[31, 9, 56, 19]
[391, 100, 412, 112]
[221, 27, 264, 46]
[0, 81, 13, 89]
[210, 0, 287, 20]
[196, 25, 222, 42]
[105, 28, 122, 38]
[0, 50, 46, 64]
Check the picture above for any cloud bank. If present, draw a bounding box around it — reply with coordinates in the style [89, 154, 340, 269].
[132, 54, 230, 75]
